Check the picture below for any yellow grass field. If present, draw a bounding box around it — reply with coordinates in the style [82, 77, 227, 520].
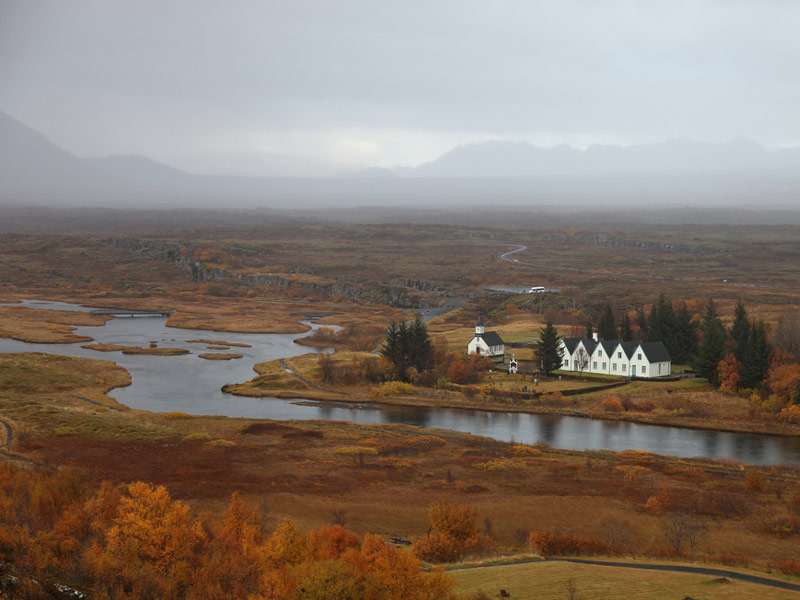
[451, 559, 800, 600]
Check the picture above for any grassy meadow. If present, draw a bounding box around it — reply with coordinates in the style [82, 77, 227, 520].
[451, 559, 800, 600]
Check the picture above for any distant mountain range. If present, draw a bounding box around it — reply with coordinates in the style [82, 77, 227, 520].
[3, 109, 800, 209]
[406, 138, 800, 178]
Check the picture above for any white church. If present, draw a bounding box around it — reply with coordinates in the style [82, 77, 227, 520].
[467, 315, 505, 359]
[558, 334, 671, 378]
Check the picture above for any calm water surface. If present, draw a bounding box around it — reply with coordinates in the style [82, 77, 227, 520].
[1, 300, 799, 466]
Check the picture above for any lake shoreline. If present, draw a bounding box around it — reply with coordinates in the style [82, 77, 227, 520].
[222, 385, 800, 439]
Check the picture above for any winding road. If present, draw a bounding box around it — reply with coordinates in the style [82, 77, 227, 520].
[498, 244, 800, 291]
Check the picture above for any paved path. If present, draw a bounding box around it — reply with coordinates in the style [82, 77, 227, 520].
[278, 359, 326, 392]
[71, 394, 121, 411]
[448, 556, 800, 593]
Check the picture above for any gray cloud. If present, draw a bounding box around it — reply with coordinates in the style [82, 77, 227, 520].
[2, 0, 799, 172]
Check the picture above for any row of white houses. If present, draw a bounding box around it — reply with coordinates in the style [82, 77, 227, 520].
[558, 334, 671, 378]
[466, 315, 673, 378]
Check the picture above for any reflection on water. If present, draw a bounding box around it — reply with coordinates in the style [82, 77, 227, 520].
[1, 300, 799, 466]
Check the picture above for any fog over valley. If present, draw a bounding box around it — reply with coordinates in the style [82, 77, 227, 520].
[2, 1, 800, 212]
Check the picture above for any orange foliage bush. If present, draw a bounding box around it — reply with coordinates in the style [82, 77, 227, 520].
[529, 531, 614, 557]
[775, 559, 800, 576]
[717, 354, 740, 393]
[598, 397, 624, 412]
[766, 361, 800, 406]
[779, 404, 800, 424]
[745, 469, 765, 492]
[413, 501, 493, 563]
[0, 464, 455, 600]
[644, 487, 670, 514]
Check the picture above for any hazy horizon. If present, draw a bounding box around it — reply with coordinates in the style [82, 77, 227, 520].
[3, 1, 800, 178]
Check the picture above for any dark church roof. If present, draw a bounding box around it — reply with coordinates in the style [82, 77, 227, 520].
[480, 331, 504, 346]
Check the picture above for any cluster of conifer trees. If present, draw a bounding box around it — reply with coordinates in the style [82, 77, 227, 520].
[591, 294, 697, 364]
[380, 318, 433, 382]
[589, 295, 772, 388]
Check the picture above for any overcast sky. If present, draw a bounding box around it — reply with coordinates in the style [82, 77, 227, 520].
[2, 0, 799, 175]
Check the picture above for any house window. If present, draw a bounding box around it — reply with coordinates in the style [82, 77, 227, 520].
[637, 353, 642, 360]
[642, 365, 646, 373]
[593, 361, 597, 369]
[565, 360, 569, 368]
[602, 362, 607, 370]
[622, 364, 626, 372]
[598, 350, 603, 357]
[617, 352, 622, 358]
[612, 363, 617, 371]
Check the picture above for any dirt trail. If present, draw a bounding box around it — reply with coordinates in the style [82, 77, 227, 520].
[0, 418, 12, 448]
[0, 417, 32, 463]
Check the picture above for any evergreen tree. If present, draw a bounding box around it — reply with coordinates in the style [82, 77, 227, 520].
[536, 320, 564, 375]
[598, 303, 617, 340]
[381, 322, 409, 381]
[585, 318, 593, 339]
[672, 303, 698, 365]
[619, 312, 633, 341]
[647, 294, 677, 356]
[635, 306, 649, 341]
[740, 320, 771, 389]
[693, 299, 726, 383]
[730, 300, 750, 363]
[380, 318, 434, 382]
[407, 317, 434, 373]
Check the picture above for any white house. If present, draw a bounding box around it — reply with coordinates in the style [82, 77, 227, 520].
[558, 334, 671, 378]
[467, 315, 505, 358]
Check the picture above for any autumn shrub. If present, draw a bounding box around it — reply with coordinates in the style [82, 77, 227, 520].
[598, 396, 624, 412]
[745, 469, 765, 492]
[615, 465, 651, 486]
[623, 397, 655, 412]
[540, 391, 567, 407]
[475, 458, 526, 472]
[707, 553, 750, 568]
[405, 435, 447, 449]
[370, 381, 415, 397]
[775, 559, 800, 576]
[529, 530, 613, 557]
[779, 404, 800, 424]
[644, 487, 670, 514]
[759, 515, 800, 538]
[766, 361, 800, 405]
[334, 446, 378, 467]
[182, 432, 211, 442]
[510, 444, 541, 457]
[413, 501, 493, 563]
[717, 353, 740, 393]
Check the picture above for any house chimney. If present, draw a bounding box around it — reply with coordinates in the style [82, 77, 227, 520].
[592, 332, 598, 342]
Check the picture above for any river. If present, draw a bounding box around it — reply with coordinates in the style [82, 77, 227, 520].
[1, 300, 798, 465]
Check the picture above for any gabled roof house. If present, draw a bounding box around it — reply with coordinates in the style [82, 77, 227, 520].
[559, 334, 671, 378]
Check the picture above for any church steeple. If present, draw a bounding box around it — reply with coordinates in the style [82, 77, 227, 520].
[475, 314, 485, 337]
